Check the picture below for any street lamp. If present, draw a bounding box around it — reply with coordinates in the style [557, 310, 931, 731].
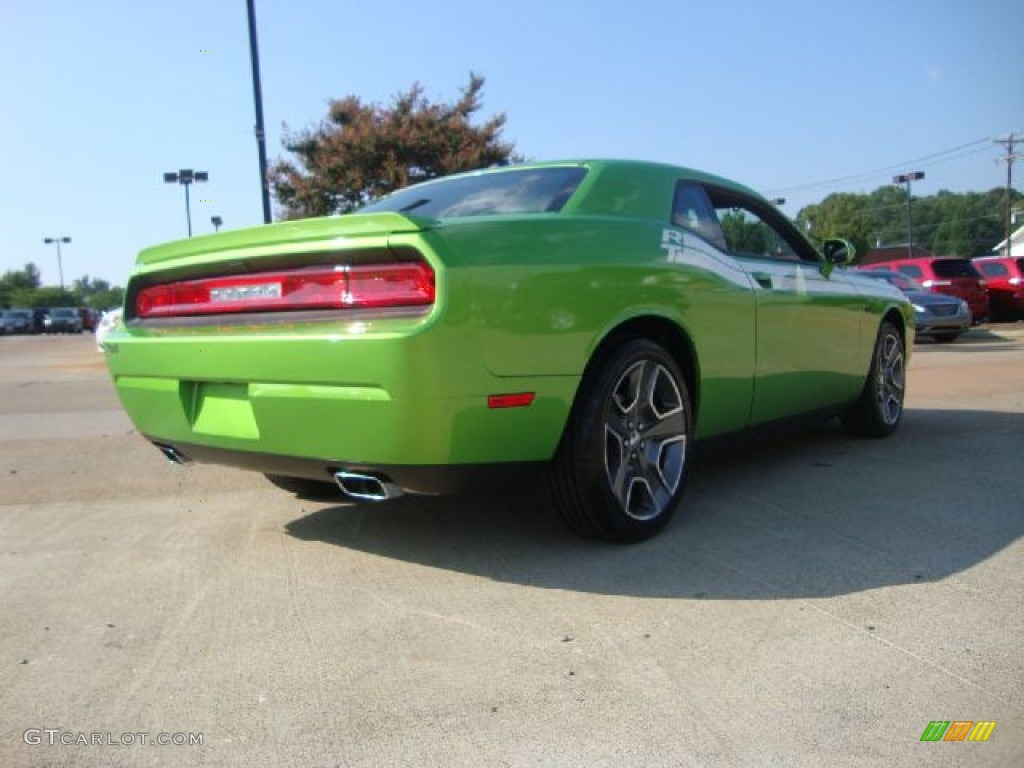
[163, 169, 209, 238]
[43, 236, 71, 290]
[211, 215, 223, 232]
[893, 171, 925, 259]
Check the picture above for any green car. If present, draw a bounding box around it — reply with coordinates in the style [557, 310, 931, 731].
[104, 160, 913, 542]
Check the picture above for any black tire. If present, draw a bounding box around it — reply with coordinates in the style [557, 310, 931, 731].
[264, 474, 339, 501]
[841, 321, 906, 438]
[550, 338, 692, 543]
[933, 332, 959, 343]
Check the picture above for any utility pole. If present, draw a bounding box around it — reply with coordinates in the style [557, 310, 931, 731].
[994, 134, 1022, 256]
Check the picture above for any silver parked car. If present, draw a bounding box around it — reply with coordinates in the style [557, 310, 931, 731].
[857, 269, 970, 343]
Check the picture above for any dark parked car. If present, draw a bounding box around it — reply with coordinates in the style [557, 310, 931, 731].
[2, 308, 33, 334]
[854, 269, 970, 343]
[44, 307, 84, 334]
[31, 308, 50, 333]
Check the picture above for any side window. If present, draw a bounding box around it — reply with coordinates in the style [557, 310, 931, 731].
[896, 265, 923, 278]
[671, 182, 727, 252]
[702, 185, 816, 263]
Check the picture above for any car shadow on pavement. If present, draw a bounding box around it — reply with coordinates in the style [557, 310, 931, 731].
[285, 408, 1024, 600]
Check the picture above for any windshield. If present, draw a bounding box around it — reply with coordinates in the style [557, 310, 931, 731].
[360, 167, 586, 218]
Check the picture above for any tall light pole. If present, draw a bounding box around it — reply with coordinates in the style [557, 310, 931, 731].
[43, 236, 71, 291]
[163, 169, 208, 238]
[893, 171, 925, 259]
[247, 0, 272, 224]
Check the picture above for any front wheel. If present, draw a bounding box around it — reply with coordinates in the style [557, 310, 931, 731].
[841, 321, 906, 438]
[550, 338, 692, 543]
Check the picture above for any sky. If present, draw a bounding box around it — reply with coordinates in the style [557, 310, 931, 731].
[2, 0, 1023, 287]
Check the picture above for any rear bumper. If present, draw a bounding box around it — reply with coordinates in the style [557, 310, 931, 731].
[145, 438, 545, 495]
[104, 322, 578, 470]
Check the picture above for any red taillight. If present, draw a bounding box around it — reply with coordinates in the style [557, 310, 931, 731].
[135, 263, 435, 318]
[487, 392, 536, 409]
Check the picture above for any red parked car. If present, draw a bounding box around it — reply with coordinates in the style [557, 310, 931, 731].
[972, 256, 1024, 319]
[859, 256, 989, 322]
[78, 307, 99, 332]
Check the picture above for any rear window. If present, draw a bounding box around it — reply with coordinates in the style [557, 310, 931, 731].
[932, 259, 982, 279]
[978, 262, 1009, 277]
[895, 264, 923, 278]
[360, 167, 587, 218]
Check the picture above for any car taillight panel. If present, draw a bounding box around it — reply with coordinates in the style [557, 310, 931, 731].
[135, 262, 435, 319]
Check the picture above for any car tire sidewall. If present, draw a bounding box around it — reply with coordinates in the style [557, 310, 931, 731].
[842, 321, 905, 438]
[562, 338, 692, 542]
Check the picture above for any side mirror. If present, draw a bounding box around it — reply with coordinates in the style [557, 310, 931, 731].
[822, 238, 856, 265]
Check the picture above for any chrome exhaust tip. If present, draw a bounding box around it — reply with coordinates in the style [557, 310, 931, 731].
[333, 471, 402, 501]
[153, 442, 190, 465]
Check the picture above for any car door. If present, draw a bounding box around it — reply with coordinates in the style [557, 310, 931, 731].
[704, 186, 869, 424]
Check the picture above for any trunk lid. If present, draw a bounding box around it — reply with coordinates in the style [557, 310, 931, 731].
[136, 212, 437, 268]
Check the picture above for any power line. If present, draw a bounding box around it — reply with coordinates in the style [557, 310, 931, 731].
[766, 138, 992, 196]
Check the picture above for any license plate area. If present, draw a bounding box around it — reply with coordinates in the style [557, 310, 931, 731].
[185, 381, 260, 439]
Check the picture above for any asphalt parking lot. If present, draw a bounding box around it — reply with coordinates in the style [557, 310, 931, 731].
[1, 328, 1022, 767]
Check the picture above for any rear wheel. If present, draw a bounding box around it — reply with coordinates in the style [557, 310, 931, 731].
[550, 338, 692, 543]
[841, 321, 905, 438]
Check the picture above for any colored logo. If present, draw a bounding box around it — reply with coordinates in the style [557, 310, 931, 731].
[920, 721, 996, 742]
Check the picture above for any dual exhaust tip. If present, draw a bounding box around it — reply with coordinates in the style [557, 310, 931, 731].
[151, 442, 401, 502]
[332, 471, 402, 502]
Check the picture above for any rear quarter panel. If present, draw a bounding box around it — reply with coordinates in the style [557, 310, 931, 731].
[426, 215, 758, 439]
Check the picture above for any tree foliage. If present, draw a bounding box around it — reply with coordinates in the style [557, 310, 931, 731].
[0, 264, 41, 308]
[269, 74, 519, 219]
[796, 187, 1022, 260]
[72, 275, 124, 310]
[0, 264, 123, 309]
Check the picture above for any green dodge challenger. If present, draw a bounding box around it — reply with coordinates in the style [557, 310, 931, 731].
[104, 159, 913, 542]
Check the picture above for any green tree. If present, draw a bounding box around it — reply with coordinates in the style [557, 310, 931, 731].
[796, 187, 1022, 260]
[0, 263, 42, 308]
[20, 286, 80, 308]
[796, 193, 872, 258]
[73, 275, 124, 309]
[269, 73, 518, 219]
